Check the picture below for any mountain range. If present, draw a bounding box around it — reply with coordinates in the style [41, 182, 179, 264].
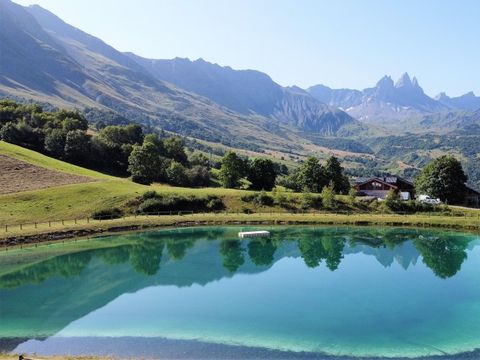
[1, 0, 480, 186]
[308, 73, 480, 127]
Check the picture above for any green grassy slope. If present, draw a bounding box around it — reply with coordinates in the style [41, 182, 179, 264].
[0, 141, 112, 180]
[0, 142, 264, 224]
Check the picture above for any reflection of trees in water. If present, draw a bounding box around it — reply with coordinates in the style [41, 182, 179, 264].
[248, 239, 277, 266]
[98, 246, 130, 265]
[166, 238, 195, 261]
[0, 251, 93, 289]
[0, 229, 475, 289]
[298, 237, 344, 271]
[414, 236, 470, 279]
[129, 241, 164, 276]
[219, 240, 245, 272]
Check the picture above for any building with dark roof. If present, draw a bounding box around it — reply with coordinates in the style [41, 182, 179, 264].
[354, 176, 415, 200]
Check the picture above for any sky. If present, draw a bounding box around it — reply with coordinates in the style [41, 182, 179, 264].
[13, 0, 480, 96]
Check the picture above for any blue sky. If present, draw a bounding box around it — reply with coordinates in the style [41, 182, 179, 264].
[14, 0, 480, 96]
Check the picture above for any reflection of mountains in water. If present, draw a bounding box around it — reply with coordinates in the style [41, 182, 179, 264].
[0, 226, 478, 349]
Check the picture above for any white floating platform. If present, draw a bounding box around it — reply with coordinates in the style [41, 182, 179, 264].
[238, 230, 270, 238]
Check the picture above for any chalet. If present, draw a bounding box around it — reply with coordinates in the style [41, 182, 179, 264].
[354, 176, 415, 200]
[464, 184, 480, 208]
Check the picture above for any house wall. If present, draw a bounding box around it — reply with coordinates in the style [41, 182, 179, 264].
[358, 190, 390, 199]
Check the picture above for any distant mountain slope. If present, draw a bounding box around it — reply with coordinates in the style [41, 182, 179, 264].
[435, 91, 480, 111]
[0, 0, 367, 156]
[0, 1, 296, 152]
[126, 54, 362, 135]
[0, 0, 90, 100]
[308, 73, 449, 124]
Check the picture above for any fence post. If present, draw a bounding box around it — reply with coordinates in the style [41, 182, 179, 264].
[74, 219, 77, 224]
[49, 221, 51, 227]
[20, 224, 22, 230]
[87, 217, 90, 223]
[62, 219, 64, 225]
[34, 222, 37, 229]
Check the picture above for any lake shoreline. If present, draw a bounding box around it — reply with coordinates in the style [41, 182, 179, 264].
[1, 212, 479, 248]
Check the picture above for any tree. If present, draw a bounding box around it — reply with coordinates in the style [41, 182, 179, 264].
[163, 137, 188, 164]
[247, 158, 277, 191]
[347, 188, 357, 205]
[62, 117, 88, 132]
[324, 156, 350, 194]
[44, 128, 67, 158]
[143, 133, 165, 154]
[64, 130, 90, 163]
[298, 157, 328, 193]
[320, 182, 337, 209]
[166, 161, 188, 186]
[190, 152, 211, 168]
[99, 124, 144, 147]
[186, 165, 211, 187]
[219, 151, 246, 188]
[383, 188, 401, 211]
[127, 142, 164, 185]
[415, 156, 468, 204]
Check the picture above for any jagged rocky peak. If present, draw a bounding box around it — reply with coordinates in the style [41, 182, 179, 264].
[395, 72, 413, 88]
[376, 75, 394, 88]
[412, 76, 420, 88]
[435, 92, 450, 101]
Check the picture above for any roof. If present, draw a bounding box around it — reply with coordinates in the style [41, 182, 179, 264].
[355, 177, 399, 189]
[354, 176, 414, 187]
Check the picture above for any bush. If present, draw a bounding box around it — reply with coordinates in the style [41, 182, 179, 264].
[137, 194, 224, 214]
[301, 192, 322, 210]
[320, 183, 337, 209]
[131, 174, 152, 185]
[92, 207, 123, 220]
[142, 190, 160, 200]
[206, 195, 225, 211]
[241, 191, 274, 206]
[273, 189, 291, 209]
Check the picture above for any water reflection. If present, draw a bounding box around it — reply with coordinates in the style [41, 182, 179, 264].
[0, 227, 475, 290]
[0, 226, 479, 358]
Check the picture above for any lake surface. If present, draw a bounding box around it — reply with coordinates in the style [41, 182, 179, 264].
[1, 226, 480, 359]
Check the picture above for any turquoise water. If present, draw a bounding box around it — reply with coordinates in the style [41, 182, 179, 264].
[1, 226, 480, 359]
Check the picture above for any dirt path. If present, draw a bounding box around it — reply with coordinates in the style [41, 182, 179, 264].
[0, 155, 95, 194]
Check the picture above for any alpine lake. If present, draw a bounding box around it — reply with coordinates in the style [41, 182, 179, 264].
[1, 226, 480, 359]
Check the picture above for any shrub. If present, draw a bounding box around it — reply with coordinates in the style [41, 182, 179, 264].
[142, 190, 160, 200]
[273, 189, 290, 208]
[131, 174, 151, 185]
[301, 192, 322, 210]
[242, 191, 274, 206]
[92, 207, 123, 220]
[137, 194, 224, 214]
[206, 195, 225, 211]
[320, 183, 337, 209]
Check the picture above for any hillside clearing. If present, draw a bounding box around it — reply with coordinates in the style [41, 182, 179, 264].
[0, 155, 96, 194]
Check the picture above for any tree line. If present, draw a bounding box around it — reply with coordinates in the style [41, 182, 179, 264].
[0, 100, 353, 192]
